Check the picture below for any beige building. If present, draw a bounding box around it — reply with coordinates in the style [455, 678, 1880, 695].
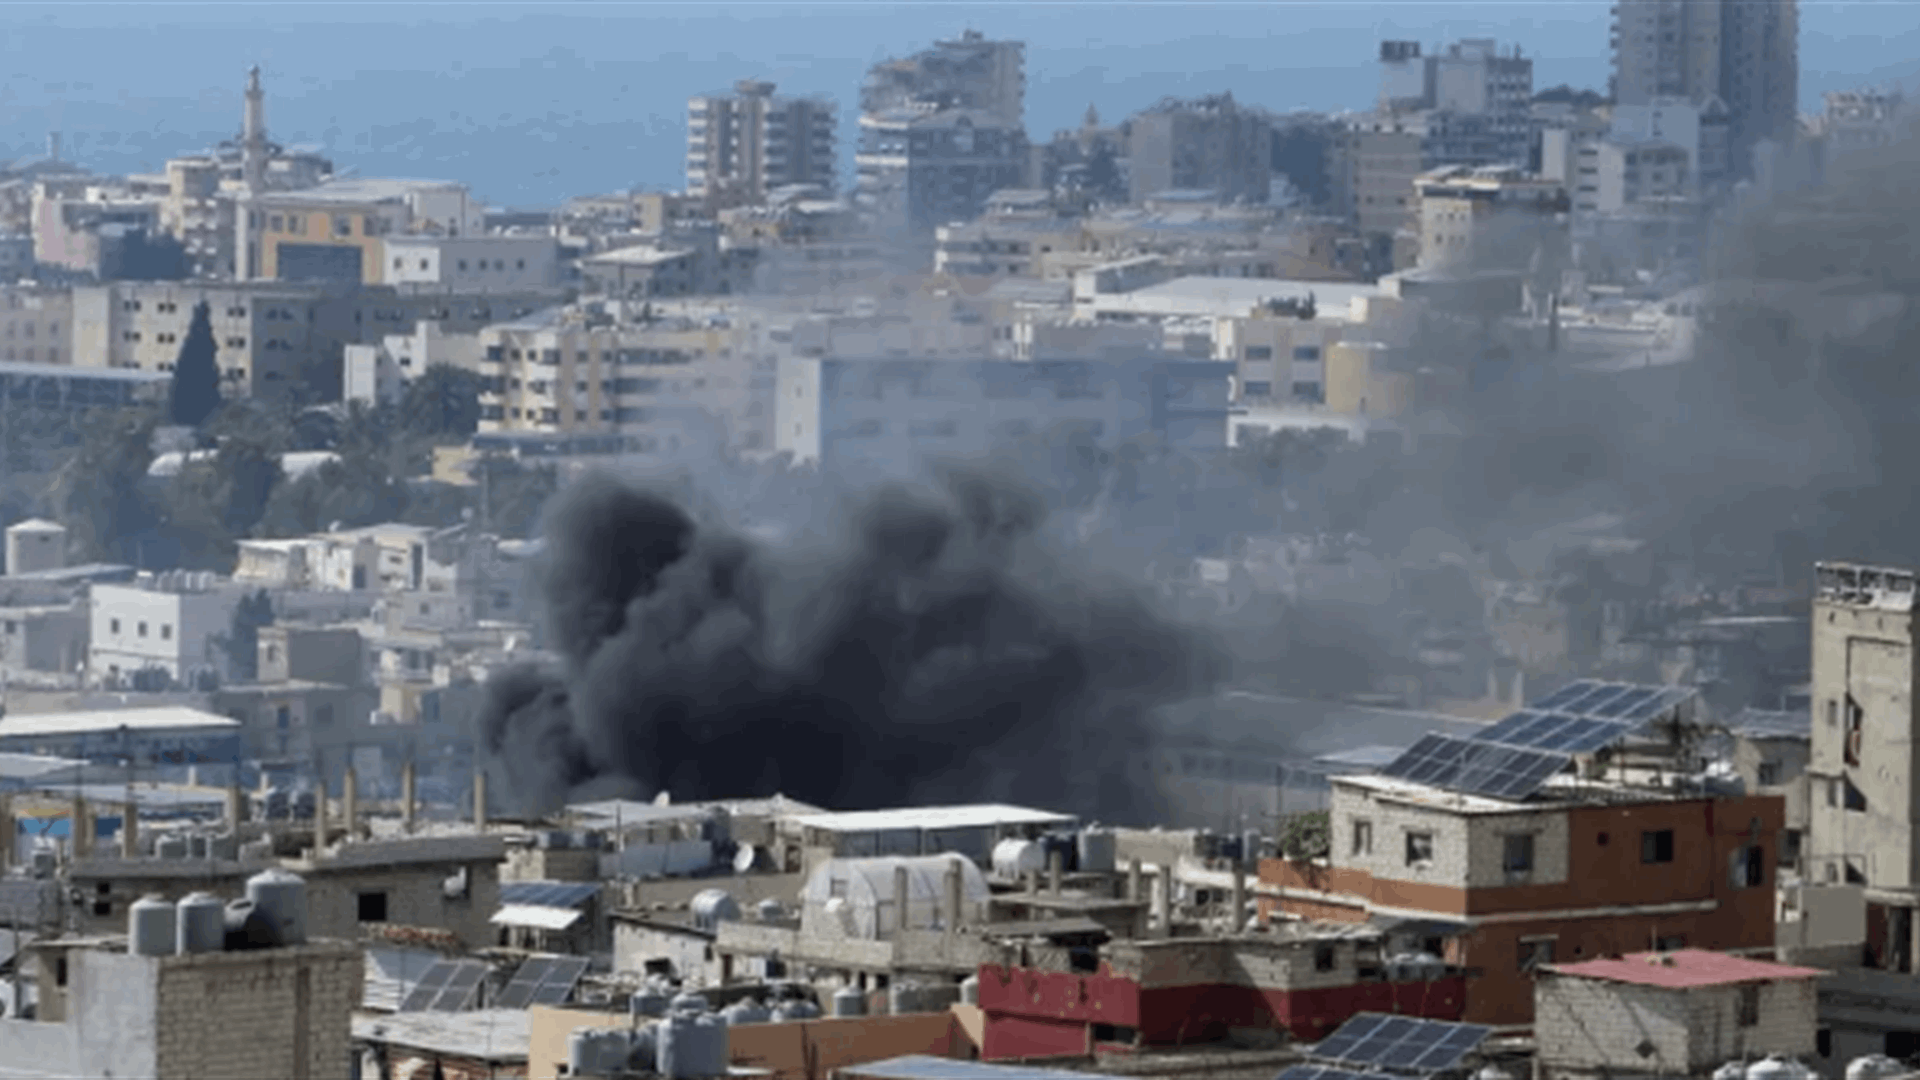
[1329, 116, 1426, 238]
[687, 80, 838, 208]
[1413, 164, 1568, 273]
[240, 178, 482, 284]
[0, 285, 70, 365]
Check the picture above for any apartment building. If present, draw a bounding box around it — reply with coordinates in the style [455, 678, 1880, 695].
[861, 31, 1025, 128]
[931, 217, 1082, 277]
[1260, 682, 1782, 1026]
[777, 353, 1234, 475]
[686, 80, 837, 208]
[855, 109, 1030, 237]
[0, 285, 70, 365]
[1607, 97, 1734, 194]
[380, 234, 560, 292]
[1413, 164, 1569, 274]
[476, 304, 770, 454]
[240, 178, 482, 284]
[342, 319, 485, 407]
[1127, 93, 1273, 205]
[1380, 39, 1534, 116]
[1611, 0, 1798, 177]
[88, 577, 241, 688]
[1328, 117, 1426, 239]
[1215, 309, 1351, 404]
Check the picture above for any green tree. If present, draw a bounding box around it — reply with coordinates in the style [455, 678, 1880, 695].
[168, 301, 222, 428]
[219, 589, 275, 682]
[51, 406, 160, 565]
[1277, 810, 1331, 862]
[399, 364, 484, 441]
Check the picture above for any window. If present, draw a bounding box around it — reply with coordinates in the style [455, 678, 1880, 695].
[1244, 345, 1273, 361]
[1352, 819, 1373, 856]
[1292, 345, 1322, 361]
[1737, 984, 1760, 1027]
[110, 618, 121, 634]
[1243, 381, 1272, 398]
[160, 624, 171, 641]
[1641, 829, 1675, 864]
[1758, 760, 1781, 786]
[1405, 831, 1434, 865]
[1733, 845, 1765, 888]
[357, 891, 389, 923]
[1503, 833, 1535, 873]
[1656, 935, 1687, 951]
[1519, 938, 1555, 971]
[1845, 696, 1864, 767]
[137, 622, 148, 638]
[1313, 943, 1336, 972]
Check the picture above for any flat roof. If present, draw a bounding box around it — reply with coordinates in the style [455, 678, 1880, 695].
[788, 804, 1075, 833]
[0, 361, 168, 383]
[0, 707, 241, 740]
[259, 178, 466, 205]
[352, 1009, 529, 1062]
[584, 245, 694, 266]
[1545, 949, 1825, 990]
[844, 1057, 1131, 1080]
[0, 751, 87, 781]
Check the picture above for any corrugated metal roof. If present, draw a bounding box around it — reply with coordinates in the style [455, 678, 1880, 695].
[786, 804, 1074, 833]
[0, 707, 240, 739]
[1545, 948, 1825, 989]
[489, 904, 583, 931]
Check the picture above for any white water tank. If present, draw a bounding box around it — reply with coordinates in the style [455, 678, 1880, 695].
[1714, 1063, 1746, 1080]
[832, 985, 866, 1017]
[756, 898, 784, 922]
[629, 1023, 659, 1073]
[1748, 1057, 1817, 1080]
[155, 835, 188, 859]
[175, 892, 225, 955]
[568, 1028, 630, 1077]
[659, 1010, 728, 1080]
[1077, 829, 1117, 874]
[670, 990, 709, 1014]
[722, 998, 770, 1025]
[1476, 1066, 1517, 1080]
[888, 981, 922, 1015]
[631, 988, 671, 1018]
[246, 868, 308, 946]
[129, 894, 176, 957]
[960, 974, 980, 1006]
[992, 838, 1045, 880]
[1850, 1056, 1910, 1080]
[691, 889, 741, 931]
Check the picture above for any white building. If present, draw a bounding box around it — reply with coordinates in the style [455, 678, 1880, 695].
[381, 234, 560, 292]
[798, 854, 991, 940]
[342, 320, 485, 407]
[5, 519, 66, 576]
[88, 576, 240, 687]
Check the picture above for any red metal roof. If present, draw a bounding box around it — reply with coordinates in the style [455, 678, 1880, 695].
[1544, 949, 1826, 990]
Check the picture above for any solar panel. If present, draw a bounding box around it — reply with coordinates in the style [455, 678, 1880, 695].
[1308, 1013, 1494, 1076]
[493, 956, 553, 1010]
[427, 960, 490, 1012]
[398, 960, 458, 1012]
[499, 881, 600, 909]
[1472, 710, 1635, 754]
[1527, 679, 1601, 710]
[527, 956, 590, 1006]
[1276, 1067, 1401, 1080]
[1381, 734, 1569, 802]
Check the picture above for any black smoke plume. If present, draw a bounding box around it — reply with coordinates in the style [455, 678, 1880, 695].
[476, 469, 1227, 819]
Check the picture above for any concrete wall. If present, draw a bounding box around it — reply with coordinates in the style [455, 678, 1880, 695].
[72, 949, 160, 1078]
[525, 1005, 966, 1080]
[613, 919, 718, 984]
[1536, 973, 1817, 1076]
[303, 858, 501, 950]
[1808, 592, 1916, 890]
[90, 583, 236, 683]
[154, 942, 363, 1080]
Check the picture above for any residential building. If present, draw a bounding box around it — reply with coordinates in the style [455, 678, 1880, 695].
[932, 217, 1083, 277]
[342, 320, 485, 408]
[1534, 950, 1822, 1078]
[30, 183, 184, 280]
[380, 234, 560, 292]
[1259, 683, 1784, 1026]
[1608, 97, 1734, 195]
[862, 31, 1026, 128]
[240, 178, 483, 284]
[1820, 89, 1909, 182]
[0, 705, 242, 767]
[776, 353, 1235, 475]
[88, 578, 242, 688]
[577, 228, 758, 299]
[1328, 116, 1425, 239]
[1126, 93, 1272, 205]
[1413, 165, 1568, 274]
[1380, 39, 1534, 117]
[2, 933, 361, 1080]
[855, 109, 1030, 237]
[686, 80, 838, 208]
[0, 601, 86, 677]
[1610, 0, 1798, 178]
[1723, 707, 1812, 875]
[1215, 307, 1352, 405]
[0, 286, 71, 366]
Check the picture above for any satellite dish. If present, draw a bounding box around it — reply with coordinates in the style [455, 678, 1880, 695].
[734, 844, 758, 874]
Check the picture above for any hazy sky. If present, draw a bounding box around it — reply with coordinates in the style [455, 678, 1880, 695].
[4, 2, 1915, 205]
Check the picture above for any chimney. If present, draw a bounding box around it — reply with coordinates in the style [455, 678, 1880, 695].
[1128, 857, 1143, 903]
[313, 777, 329, 855]
[1230, 859, 1247, 934]
[1151, 864, 1172, 940]
[472, 768, 488, 829]
[120, 799, 139, 859]
[71, 795, 90, 859]
[400, 759, 417, 833]
[225, 782, 244, 831]
[945, 860, 963, 940]
[894, 864, 910, 939]
[1048, 848, 1064, 895]
[342, 767, 358, 844]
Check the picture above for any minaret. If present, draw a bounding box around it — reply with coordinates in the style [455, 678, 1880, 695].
[242, 65, 266, 196]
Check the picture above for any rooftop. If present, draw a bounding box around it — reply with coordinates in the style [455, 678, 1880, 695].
[351, 1009, 529, 1062]
[0, 706, 240, 740]
[0, 360, 167, 384]
[583, 244, 695, 267]
[1545, 948, 1825, 990]
[787, 804, 1076, 833]
[844, 1057, 1132, 1080]
[256, 178, 466, 205]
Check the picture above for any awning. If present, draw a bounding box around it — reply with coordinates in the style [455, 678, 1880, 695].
[1370, 915, 1471, 939]
[490, 904, 583, 932]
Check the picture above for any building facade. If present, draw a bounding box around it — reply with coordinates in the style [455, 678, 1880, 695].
[1610, 0, 1798, 177]
[1413, 165, 1569, 274]
[88, 580, 241, 687]
[687, 81, 838, 208]
[1126, 93, 1273, 205]
[241, 179, 483, 284]
[861, 31, 1026, 128]
[855, 109, 1030, 237]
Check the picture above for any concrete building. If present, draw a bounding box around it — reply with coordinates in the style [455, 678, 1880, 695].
[0, 601, 87, 677]
[1126, 93, 1272, 205]
[5, 519, 65, 577]
[1, 934, 361, 1080]
[241, 178, 483, 284]
[1328, 117, 1425, 239]
[1724, 708, 1811, 876]
[1379, 39, 1534, 116]
[1607, 97, 1734, 195]
[1610, 0, 1798, 178]
[776, 353, 1235, 475]
[88, 578, 241, 688]
[862, 31, 1026, 128]
[1535, 950, 1823, 1078]
[855, 109, 1030, 237]
[1259, 685, 1784, 1026]
[576, 230, 758, 300]
[0, 705, 242, 767]
[341, 319, 485, 408]
[1413, 165, 1568, 274]
[0, 286, 70, 366]
[380, 234, 560, 292]
[687, 80, 838, 207]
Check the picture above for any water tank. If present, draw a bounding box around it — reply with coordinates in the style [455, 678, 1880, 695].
[29, 848, 54, 879]
[209, 832, 239, 861]
[1849, 1056, 1910, 1080]
[1749, 1057, 1817, 1080]
[888, 981, 923, 1016]
[128, 895, 176, 957]
[186, 833, 209, 860]
[223, 898, 276, 950]
[631, 988, 671, 1018]
[773, 999, 821, 1021]
[960, 975, 980, 1007]
[691, 889, 742, 931]
[155, 835, 188, 859]
[568, 1028, 630, 1078]
[832, 985, 867, 1017]
[628, 1023, 659, 1073]
[175, 892, 225, 955]
[722, 998, 770, 1025]
[659, 1010, 729, 1080]
[1476, 1066, 1518, 1080]
[1077, 828, 1117, 874]
[245, 868, 309, 946]
[756, 898, 784, 922]
[670, 990, 709, 1014]
[1716, 1064, 1750, 1080]
[992, 838, 1045, 880]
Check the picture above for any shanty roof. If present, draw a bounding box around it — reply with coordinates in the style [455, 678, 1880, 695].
[787, 804, 1074, 834]
[1544, 949, 1825, 990]
[0, 707, 240, 739]
[490, 904, 583, 932]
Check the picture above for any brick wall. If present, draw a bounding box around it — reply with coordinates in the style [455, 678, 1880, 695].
[1536, 974, 1818, 1076]
[1329, 785, 1570, 893]
[305, 861, 500, 949]
[152, 942, 363, 1080]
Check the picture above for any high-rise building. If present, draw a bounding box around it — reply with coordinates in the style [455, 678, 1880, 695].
[1126, 93, 1273, 205]
[1611, 0, 1798, 176]
[854, 109, 1029, 237]
[685, 81, 837, 209]
[1379, 39, 1533, 117]
[861, 31, 1025, 128]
